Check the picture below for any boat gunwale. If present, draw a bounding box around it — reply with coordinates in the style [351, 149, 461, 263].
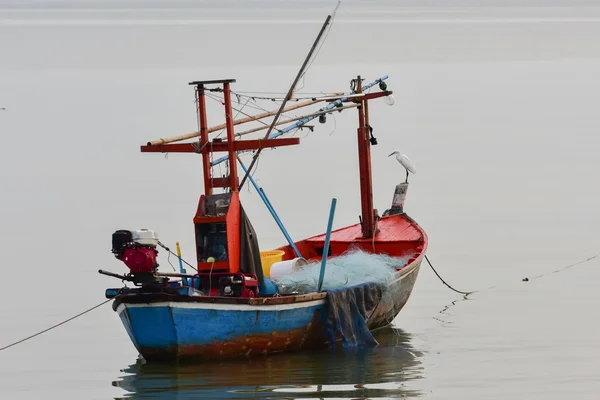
[112, 290, 328, 311]
[111, 212, 427, 312]
[302, 212, 428, 244]
[112, 249, 425, 312]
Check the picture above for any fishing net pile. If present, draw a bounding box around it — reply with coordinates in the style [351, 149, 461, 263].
[272, 249, 415, 348]
[272, 249, 411, 295]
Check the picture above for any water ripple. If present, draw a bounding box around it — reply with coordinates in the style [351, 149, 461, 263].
[112, 327, 424, 399]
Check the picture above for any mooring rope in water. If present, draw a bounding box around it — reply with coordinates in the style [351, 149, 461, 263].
[521, 254, 599, 282]
[427, 254, 600, 323]
[425, 254, 476, 296]
[428, 252, 600, 298]
[0, 291, 122, 352]
[430, 252, 600, 323]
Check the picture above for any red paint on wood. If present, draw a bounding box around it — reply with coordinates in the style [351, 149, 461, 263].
[196, 260, 229, 273]
[277, 214, 428, 262]
[356, 78, 375, 238]
[226, 191, 241, 273]
[197, 85, 213, 196]
[140, 138, 300, 154]
[223, 82, 239, 192]
[307, 215, 423, 243]
[210, 176, 239, 188]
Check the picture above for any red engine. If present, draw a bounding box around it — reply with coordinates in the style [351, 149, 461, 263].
[112, 229, 159, 274]
[119, 247, 158, 273]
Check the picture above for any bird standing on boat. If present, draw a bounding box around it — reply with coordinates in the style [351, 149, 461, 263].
[388, 150, 416, 183]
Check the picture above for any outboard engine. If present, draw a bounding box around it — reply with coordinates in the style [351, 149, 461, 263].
[111, 229, 160, 284]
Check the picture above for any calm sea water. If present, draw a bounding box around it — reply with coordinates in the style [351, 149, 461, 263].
[1, 1, 600, 399]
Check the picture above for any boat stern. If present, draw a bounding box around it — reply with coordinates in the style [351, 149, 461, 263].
[112, 293, 329, 362]
[116, 303, 180, 361]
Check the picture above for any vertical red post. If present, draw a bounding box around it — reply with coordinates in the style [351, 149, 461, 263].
[197, 85, 212, 196]
[223, 82, 239, 192]
[356, 76, 375, 238]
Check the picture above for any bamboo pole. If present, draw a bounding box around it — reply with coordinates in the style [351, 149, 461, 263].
[147, 98, 328, 146]
[235, 104, 359, 138]
[210, 75, 389, 168]
[239, 9, 337, 190]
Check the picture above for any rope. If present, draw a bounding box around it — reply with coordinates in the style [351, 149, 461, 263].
[158, 241, 197, 272]
[372, 216, 379, 252]
[231, 90, 330, 96]
[205, 91, 292, 132]
[523, 254, 598, 282]
[242, 96, 298, 124]
[425, 254, 475, 296]
[232, 92, 327, 102]
[0, 290, 123, 352]
[215, 96, 251, 139]
[205, 92, 271, 128]
[328, 110, 338, 136]
[431, 252, 600, 323]
[428, 252, 600, 298]
[167, 252, 177, 272]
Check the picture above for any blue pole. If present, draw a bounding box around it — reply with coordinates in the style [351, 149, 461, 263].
[238, 160, 302, 259]
[211, 75, 389, 167]
[317, 198, 337, 292]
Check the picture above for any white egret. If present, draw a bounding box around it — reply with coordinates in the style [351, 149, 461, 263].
[388, 150, 416, 183]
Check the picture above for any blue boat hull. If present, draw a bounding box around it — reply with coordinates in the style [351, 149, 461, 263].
[113, 257, 422, 362]
[116, 297, 328, 361]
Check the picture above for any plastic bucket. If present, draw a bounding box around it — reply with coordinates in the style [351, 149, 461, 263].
[269, 257, 309, 280]
[260, 250, 285, 278]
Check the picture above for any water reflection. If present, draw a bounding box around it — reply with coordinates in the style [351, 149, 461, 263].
[113, 327, 424, 399]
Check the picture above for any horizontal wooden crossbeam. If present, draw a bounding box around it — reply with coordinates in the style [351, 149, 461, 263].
[140, 138, 300, 153]
[361, 91, 393, 101]
[188, 79, 236, 86]
[210, 176, 238, 188]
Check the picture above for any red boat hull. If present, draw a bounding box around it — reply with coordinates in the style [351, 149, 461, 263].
[278, 213, 427, 264]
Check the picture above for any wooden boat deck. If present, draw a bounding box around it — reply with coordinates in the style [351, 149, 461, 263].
[277, 214, 427, 264]
[306, 214, 423, 243]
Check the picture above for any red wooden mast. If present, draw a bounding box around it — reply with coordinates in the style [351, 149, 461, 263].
[140, 79, 300, 193]
[196, 80, 213, 196]
[355, 76, 376, 239]
[139, 78, 389, 271]
[140, 79, 299, 276]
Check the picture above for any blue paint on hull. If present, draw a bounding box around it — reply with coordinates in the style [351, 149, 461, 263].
[119, 305, 177, 349]
[117, 301, 328, 360]
[112, 258, 423, 361]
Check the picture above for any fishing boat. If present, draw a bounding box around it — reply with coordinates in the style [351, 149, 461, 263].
[100, 13, 428, 363]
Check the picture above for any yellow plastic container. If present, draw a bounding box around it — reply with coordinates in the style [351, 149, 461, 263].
[260, 250, 285, 278]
